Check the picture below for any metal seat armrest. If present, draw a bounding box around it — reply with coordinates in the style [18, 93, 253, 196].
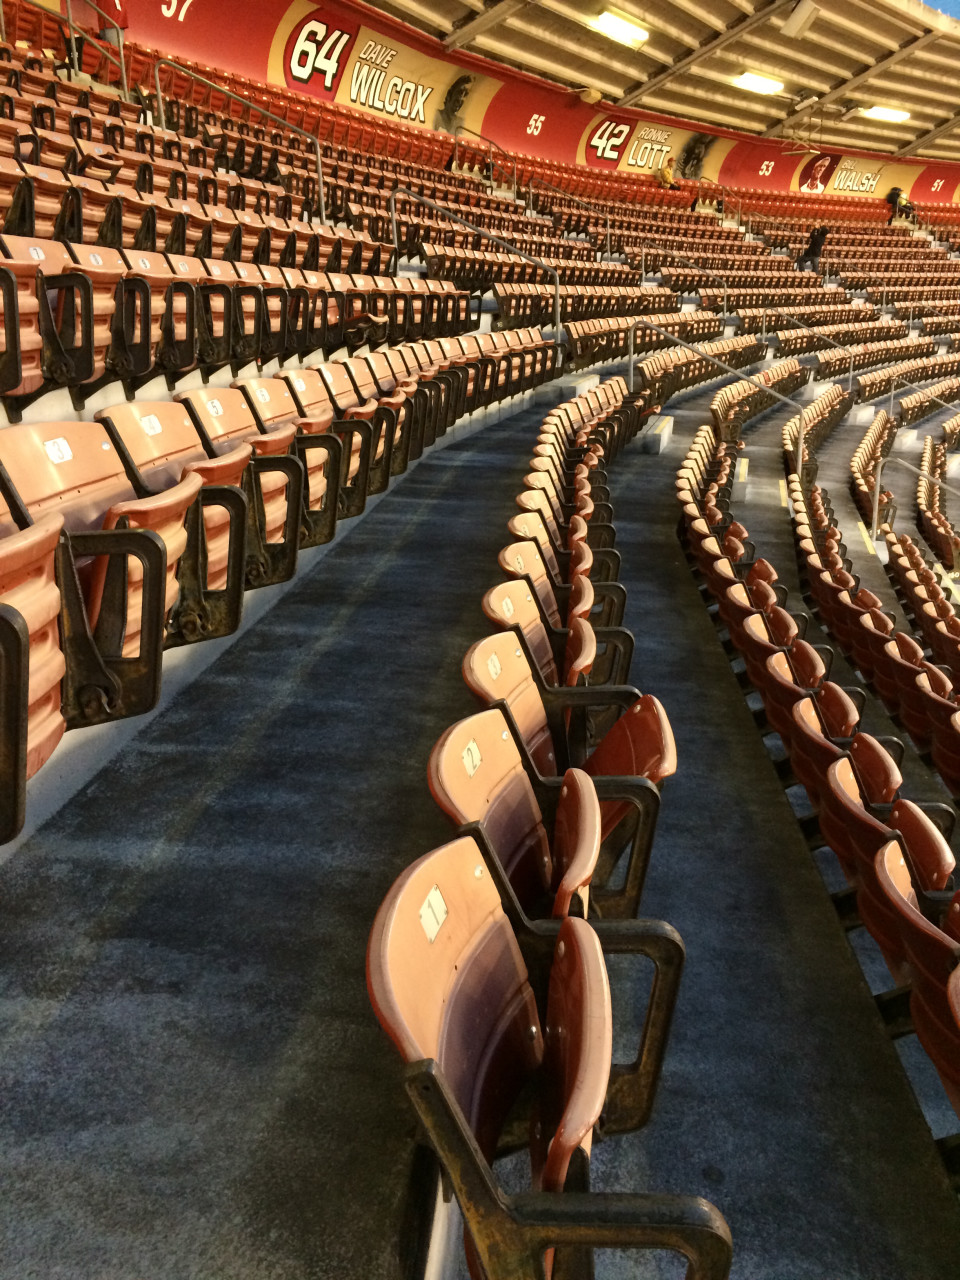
[874, 735, 906, 767]
[0, 602, 29, 842]
[592, 625, 635, 685]
[508, 1186, 731, 1279]
[839, 684, 866, 716]
[911, 801, 956, 841]
[403, 1063, 732, 1280]
[809, 643, 834, 677]
[64, 528, 166, 721]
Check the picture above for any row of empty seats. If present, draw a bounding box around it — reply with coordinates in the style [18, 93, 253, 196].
[0, 308, 562, 841]
[677, 419, 960, 1158]
[367, 375, 733, 1278]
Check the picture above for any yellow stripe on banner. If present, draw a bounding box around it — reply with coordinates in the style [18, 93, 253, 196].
[738, 458, 748, 483]
[779, 478, 788, 507]
[857, 521, 876, 556]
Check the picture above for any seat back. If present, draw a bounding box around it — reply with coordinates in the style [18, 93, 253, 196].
[279, 366, 329, 418]
[889, 798, 956, 891]
[429, 707, 599, 916]
[462, 632, 556, 775]
[483, 580, 559, 684]
[234, 374, 297, 429]
[367, 835, 541, 1159]
[367, 835, 610, 1185]
[96, 400, 209, 487]
[0, 419, 137, 533]
[822, 756, 892, 877]
[498, 539, 562, 628]
[875, 840, 960, 1101]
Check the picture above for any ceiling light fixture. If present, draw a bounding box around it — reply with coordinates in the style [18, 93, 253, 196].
[592, 9, 649, 49]
[735, 71, 785, 95]
[780, 0, 821, 40]
[860, 105, 910, 123]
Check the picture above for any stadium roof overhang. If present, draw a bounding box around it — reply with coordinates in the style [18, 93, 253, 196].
[370, 0, 960, 162]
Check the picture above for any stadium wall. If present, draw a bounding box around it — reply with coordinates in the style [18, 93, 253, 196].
[128, 0, 960, 202]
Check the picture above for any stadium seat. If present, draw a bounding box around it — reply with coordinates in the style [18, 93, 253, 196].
[367, 836, 732, 1272]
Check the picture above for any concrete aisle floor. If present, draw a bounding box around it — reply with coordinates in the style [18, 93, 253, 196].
[583, 382, 960, 1279]
[0, 406, 544, 1280]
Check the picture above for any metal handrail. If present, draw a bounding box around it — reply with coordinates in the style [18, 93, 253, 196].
[387, 186, 561, 350]
[759, 306, 872, 392]
[871, 454, 960, 539]
[883, 371, 960, 424]
[153, 58, 326, 223]
[621, 317, 816, 463]
[632, 240, 730, 317]
[694, 176, 742, 225]
[524, 172, 612, 262]
[74, 0, 128, 98]
[453, 125, 516, 201]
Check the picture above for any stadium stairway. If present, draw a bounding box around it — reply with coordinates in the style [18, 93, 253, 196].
[1, 375, 960, 1280]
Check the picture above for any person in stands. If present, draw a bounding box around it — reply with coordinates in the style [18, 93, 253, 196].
[886, 186, 914, 224]
[657, 154, 680, 190]
[797, 224, 829, 273]
[97, 0, 129, 47]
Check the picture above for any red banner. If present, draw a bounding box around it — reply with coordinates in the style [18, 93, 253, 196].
[122, 0, 960, 203]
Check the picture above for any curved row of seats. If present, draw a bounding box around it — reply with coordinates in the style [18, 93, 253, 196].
[0, 313, 560, 842]
[855, 352, 960, 404]
[710, 357, 810, 438]
[564, 310, 723, 368]
[916, 436, 956, 572]
[850, 409, 897, 526]
[788, 417, 960, 814]
[676, 420, 960, 1143]
[773, 316, 896, 359]
[367, 375, 733, 1279]
[781, 384, 853, 465]
[736, 300, 876, 335]
[491, 281, 675, 330]
[635, 334, 767, 416]
[817, 333, 931, 381]
[900, 378, 960, 429]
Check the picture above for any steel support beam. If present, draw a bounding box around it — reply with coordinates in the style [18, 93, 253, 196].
[617, 0, 794, 109]
[765, 29, 937, 138]
[896, 104, 960, 157]
[445, 0, 539, 51]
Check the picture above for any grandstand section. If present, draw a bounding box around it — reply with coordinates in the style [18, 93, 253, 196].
[0, 1, 960, 1278]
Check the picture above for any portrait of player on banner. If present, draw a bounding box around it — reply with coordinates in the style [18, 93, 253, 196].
[434, 74, 474, 133]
